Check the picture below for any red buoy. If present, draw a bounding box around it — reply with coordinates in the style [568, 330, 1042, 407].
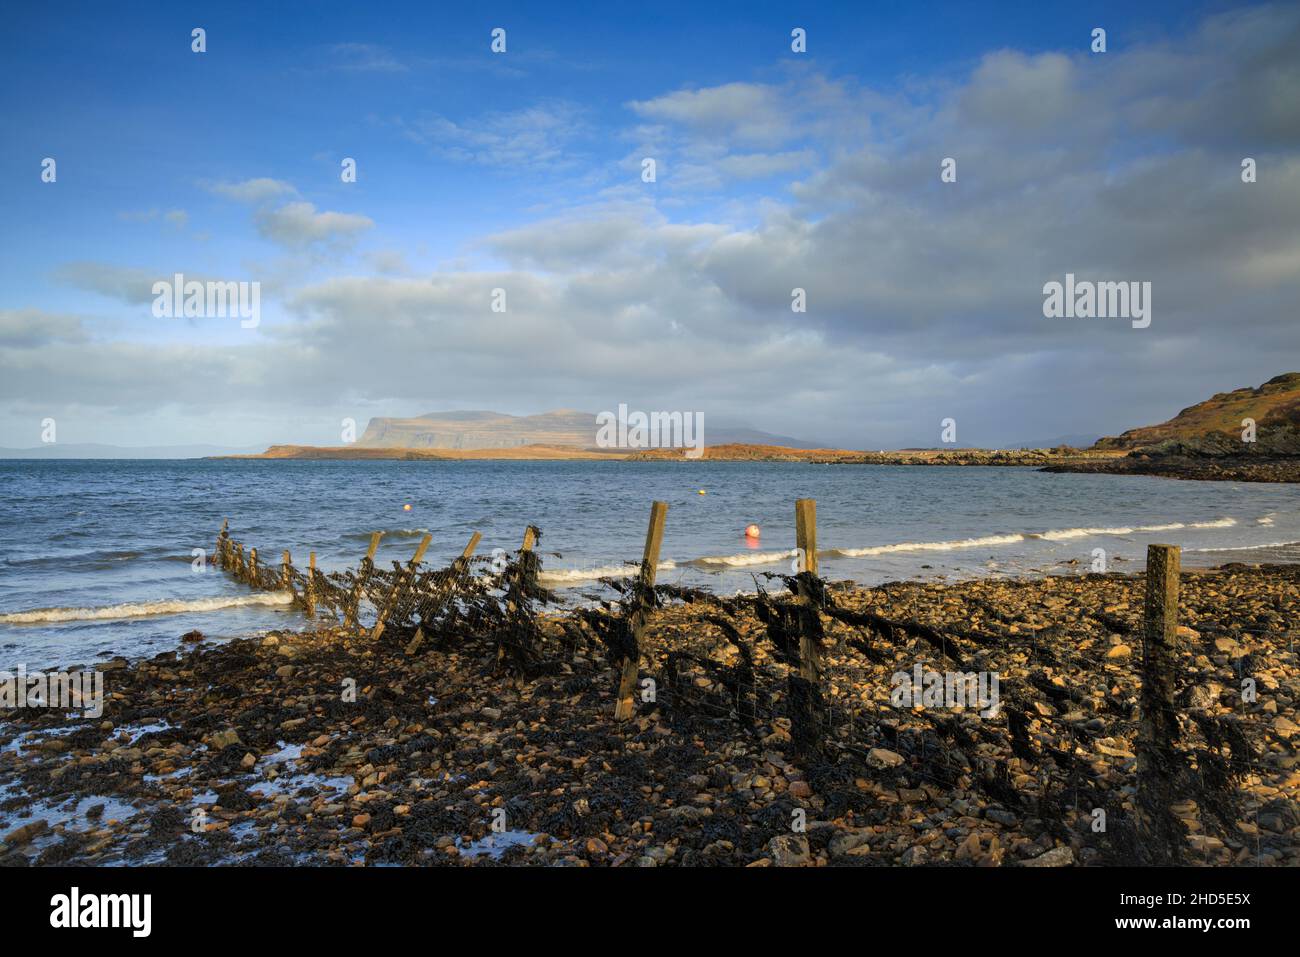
[745, 524, 761, 539]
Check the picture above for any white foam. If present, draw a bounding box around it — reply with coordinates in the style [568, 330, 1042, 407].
[1037, 518, 1234, 541]
[836, 534, 1025, 557]
[0, 592, 293, 624]
[1190, 517, 1237, 529]
[685, 549, 800, 568]
[1190, 540, 1297, 553]
[538, 560, 676, 585]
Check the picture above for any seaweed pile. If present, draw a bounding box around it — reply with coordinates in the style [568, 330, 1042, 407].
[1, 536, 1296, 867]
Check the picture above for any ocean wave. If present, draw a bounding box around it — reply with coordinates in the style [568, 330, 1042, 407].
[1190, 541, 1298, 554]
[1190, 518, 1238, 529]
[1036, 518, 1235, 541]
[0, 592, 293, 624]
[681, 550, 799, 568]
[0, 549, 146, 569]
[537, 515, 1252, 582]
[538, 561, 677, 584]
[343, 528, 430, 540]
[834, 534, 1024, 557]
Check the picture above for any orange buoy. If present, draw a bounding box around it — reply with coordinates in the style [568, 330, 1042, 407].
[745, 524, 761, 539]
[403, 504, 412, 512]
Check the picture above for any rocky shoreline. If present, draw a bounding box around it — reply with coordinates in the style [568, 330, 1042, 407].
[2, 565, 1297, 867]
[1042, 455, 1300, 483]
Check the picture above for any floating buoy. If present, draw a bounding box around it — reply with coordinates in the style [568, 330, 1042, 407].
[745, 524, 761, 539]
[697, 489, 706, 495]
[403, 504, 412, 512]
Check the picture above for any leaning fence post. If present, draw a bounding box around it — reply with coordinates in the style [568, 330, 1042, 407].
[305, 551, 317, 617]
[370, 533, 432, 641]
[343, 532, 384, 630]
[614, 501, 668, 720]
[1137, 543, 1184, 863]
[790, 498, 825, 756]
[496, 527, 539, 669]
[412, 531, 483, 653]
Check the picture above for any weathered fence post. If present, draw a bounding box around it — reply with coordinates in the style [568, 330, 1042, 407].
[790, 498, 826, 756]
[216, 519, 229, 568]
[496, 526, 539, 669]
[614, 501, 668, 720]
[305, 551, 317, 617]
[248, 547, 259, 587]
[1136, 543, 1184, 863]
[343, 532, 384, 630]
[281, 549, 293, 591]
[410, 531, 483, 654]
[370, 533, 432, 641]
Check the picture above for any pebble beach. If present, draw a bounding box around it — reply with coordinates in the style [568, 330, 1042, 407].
[2, 562, 1296, 867]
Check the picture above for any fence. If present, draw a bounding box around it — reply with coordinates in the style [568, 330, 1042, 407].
[210, 503, 1284, 865]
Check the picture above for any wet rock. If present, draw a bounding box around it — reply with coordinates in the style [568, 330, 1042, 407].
[767, 835, 810, 867]
[210, 730, 241, 749]
[1022, 846, 1074, 867]
[867, 748, 904, 769]
[4, 820, 49, 846]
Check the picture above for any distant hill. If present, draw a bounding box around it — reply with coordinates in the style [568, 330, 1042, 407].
[1092, 373, 1300, 455]
[357, 410, 819, 450]
[0, 443, 260, 459]
[1011, 434, 1100, 451]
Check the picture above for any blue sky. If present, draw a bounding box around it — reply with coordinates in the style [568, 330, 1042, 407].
[1, 1, 1296, 448]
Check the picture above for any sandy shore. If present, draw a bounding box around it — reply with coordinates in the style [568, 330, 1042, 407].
[2, 564, 1296, 867]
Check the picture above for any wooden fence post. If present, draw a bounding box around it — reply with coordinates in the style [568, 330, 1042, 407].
[496, 527, 538, 669]
[248, 548, 259, 587]
[614, 501, 668, 720]
[216, 519, 229, 568]
[343, 532, 384, 630]
[370, 533, 432, 641]
[1137, 543, 1184, 863]
[462, 531, 483, 561]
[305, 551, 317, 617]
[281, 550, 293, 591]
[410, 531, 482, 653]
[790, 498, 825, 756]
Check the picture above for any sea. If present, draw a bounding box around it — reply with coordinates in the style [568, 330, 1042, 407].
[1, 459, 1296, 667]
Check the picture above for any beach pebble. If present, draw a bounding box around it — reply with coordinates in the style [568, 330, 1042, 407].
[867, 748, 905, 769]
[766, 835, 810, 867]
[1022, 846, 1074, 867]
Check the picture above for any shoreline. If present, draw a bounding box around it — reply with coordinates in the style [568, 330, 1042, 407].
[207, 444, 1299, 483]
[2, 562, 1296, 867]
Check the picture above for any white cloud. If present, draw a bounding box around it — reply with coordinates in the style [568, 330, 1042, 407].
[204, 177, 298, 204]
[253, 202, 374, 249]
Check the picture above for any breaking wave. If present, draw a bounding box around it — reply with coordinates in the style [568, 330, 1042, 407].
[0, 592, 294, 624]
[535, 515, 1251, 583]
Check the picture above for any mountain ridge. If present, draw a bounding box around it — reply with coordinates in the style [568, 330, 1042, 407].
[1091, 373, 1300, 455]
[357, 409, 820, 450]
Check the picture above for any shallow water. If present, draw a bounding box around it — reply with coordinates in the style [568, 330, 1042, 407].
[1, 458, 1296, 666]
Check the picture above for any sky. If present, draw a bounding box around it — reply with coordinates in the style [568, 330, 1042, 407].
[1, 0, 1298, 450]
